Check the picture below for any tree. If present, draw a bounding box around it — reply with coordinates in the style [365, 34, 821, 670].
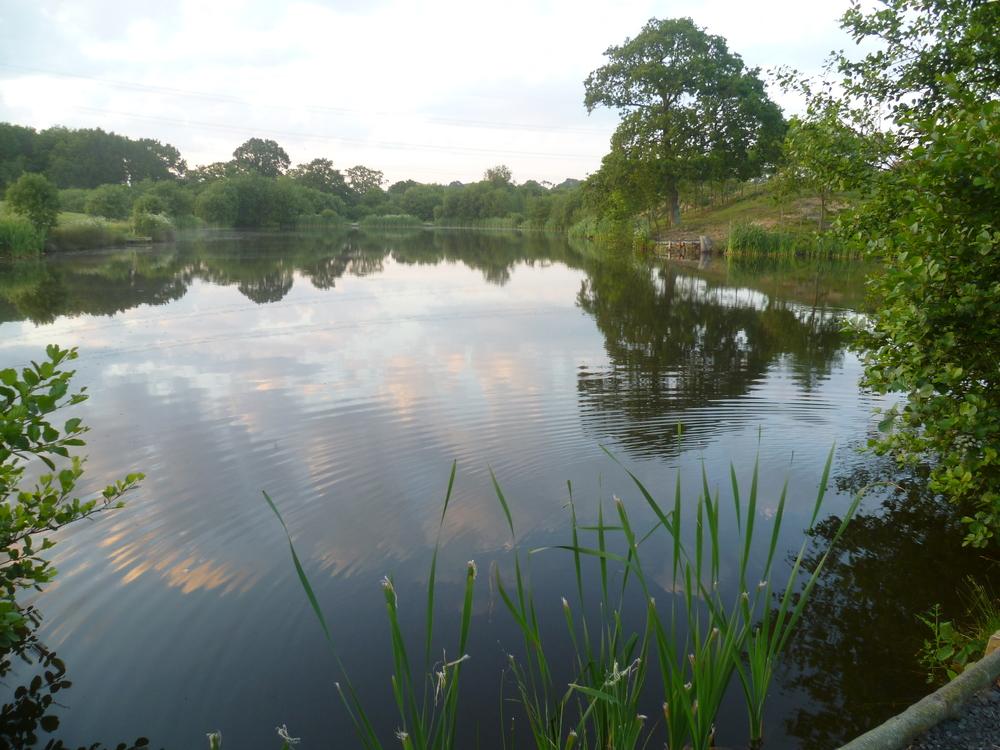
[232, 137, 290, 177]
[289, 158, 350, 199]
[195, 180, 240, 226]
[584, 18, 785, 225]
[186, 161, 236, 183]
[126, 138, 187, 181]
[399, 184, 442, 222]
[838, 0, 1000, 128]
[774, 103, 877, 230]
[839, 0, 1000, 547]
[347, 165, 384, 195]
[483, 165, 512, 186]
[0, 123, 37, 191]
[4, 173, 59, 233]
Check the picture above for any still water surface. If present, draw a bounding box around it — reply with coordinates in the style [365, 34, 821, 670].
[0, 230, 979, 749]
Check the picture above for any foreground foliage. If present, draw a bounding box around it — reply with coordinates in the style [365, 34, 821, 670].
[836, 0, 1000, 546]
[0, 346, 143, 644]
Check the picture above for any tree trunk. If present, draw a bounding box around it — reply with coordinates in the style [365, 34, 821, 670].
[667, 185, 681, 227]
[819, 192, 827, 232]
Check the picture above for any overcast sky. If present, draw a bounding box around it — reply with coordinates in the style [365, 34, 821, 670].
[0, 0, 859, 185]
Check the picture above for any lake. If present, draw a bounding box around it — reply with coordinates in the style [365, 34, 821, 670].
[0, 230, 982, 749]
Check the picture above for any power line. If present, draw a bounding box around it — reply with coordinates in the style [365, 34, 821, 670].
[0, 63, 612, 136]
[71, 105, 603, 162]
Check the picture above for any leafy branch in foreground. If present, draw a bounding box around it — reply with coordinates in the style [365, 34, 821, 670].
[0, 345, 143, 646]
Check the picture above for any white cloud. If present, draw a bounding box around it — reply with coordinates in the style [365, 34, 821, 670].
[0, 0, 855, 183]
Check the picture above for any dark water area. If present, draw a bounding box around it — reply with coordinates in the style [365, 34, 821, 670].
[0, 230, 984, 749]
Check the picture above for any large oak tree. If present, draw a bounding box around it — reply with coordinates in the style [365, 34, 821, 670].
[584, 18, 785, 225]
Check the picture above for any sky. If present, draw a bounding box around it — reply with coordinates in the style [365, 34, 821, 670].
[0, 0, 859, 186]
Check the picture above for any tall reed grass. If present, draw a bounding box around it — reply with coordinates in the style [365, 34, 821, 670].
[0, 216, 45, 257]
[725, 221, 857, 260]
[259, 447, 867, 749]
[361, 214, 425, 229]
[47, 218, 130, 252]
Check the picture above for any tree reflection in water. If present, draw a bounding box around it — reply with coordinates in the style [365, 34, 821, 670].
[782, 453, 999, 749]
[1, 609, 152, 750]
[576, 251, 847, 458]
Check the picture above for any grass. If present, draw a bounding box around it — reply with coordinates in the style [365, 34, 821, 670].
[724, 221, 857, 260]
[434, 217, 525, 231]
[47, 217, 131, 252]
[361, 214, 426, 229]
[259, 446, 868, 749]
[0, 216, 45, 257]
[918, 577, 1000, 684]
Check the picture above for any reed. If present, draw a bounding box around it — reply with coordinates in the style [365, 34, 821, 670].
[262, 461, 475, 750]
[360, 214, 425, 229]
[47, 218, 130, 252]
[725, 221, 858, 260]
[262, 448, 867, 749]
[0, 216, 45, 257]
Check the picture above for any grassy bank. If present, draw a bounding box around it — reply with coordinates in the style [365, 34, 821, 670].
[637, 181, 861, 260]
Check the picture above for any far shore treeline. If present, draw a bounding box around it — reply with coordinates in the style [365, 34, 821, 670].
[0, 124, 588, 233]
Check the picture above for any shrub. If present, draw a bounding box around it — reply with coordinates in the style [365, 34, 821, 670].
[132, 192, 167, 216]
[1, 346, 142, 645]
[854, 99, 1000, 547]
[84, 184, 133, 219]
[131, 212, 175, 242]
[57, 188, 89, 213]
[195, 181, 240, 226]
[5, 173, 60, 233]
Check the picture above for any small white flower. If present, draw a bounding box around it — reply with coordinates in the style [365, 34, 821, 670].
[276, 725, 300, 745]
[468, 560, 478, 579]
[395, 730, 409, 743]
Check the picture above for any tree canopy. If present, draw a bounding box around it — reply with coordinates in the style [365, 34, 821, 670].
[838, 0, 1000, 547]
[584, 17, 785, 224]
[232, 138, 291, 178]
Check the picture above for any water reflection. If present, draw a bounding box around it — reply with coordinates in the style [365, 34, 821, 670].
[0, 230, 888, 748]
[577, 252, 850, 458]
[0, 609, 152, 750]
[785, 454, 999, 748]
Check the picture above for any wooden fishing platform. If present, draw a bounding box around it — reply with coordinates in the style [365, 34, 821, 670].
[651, 235, 715, 259]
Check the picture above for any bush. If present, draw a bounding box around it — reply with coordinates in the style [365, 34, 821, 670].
[296, 208, 344, 229]
[0, 216, 45, 257]
[57, 188, 89, 213]
[855, 99, 1000, 547]
[142, 180, 195, 218]
[132, 192, 167, 216]
[131, 212, 175, 242]
[84, 184, 133, 219]
[5, 173, 60, 233]
[1, 346, 142, 645]
[195, 180, 239, 226]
